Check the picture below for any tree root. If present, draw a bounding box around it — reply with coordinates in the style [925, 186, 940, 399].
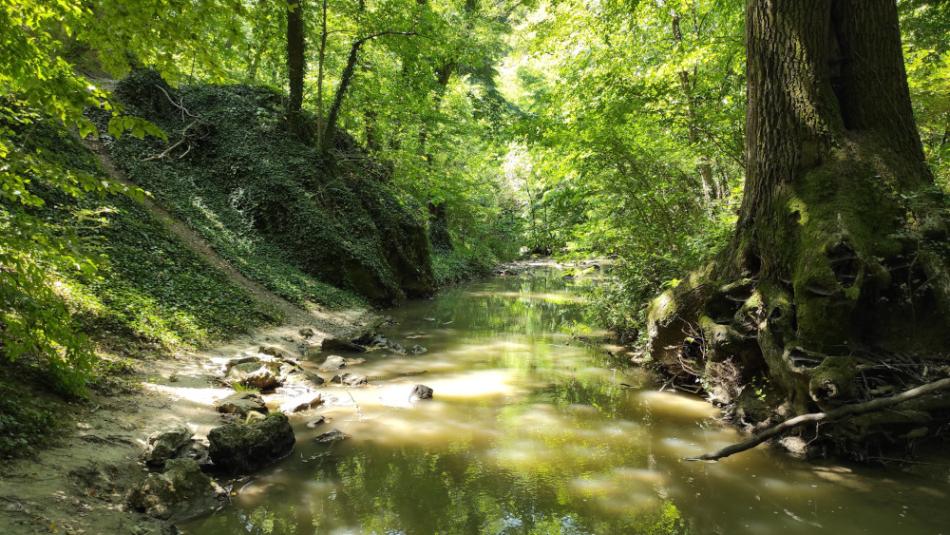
[685, 376, 950, 462]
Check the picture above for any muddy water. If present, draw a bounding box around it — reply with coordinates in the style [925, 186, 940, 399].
[182, 268, 950, 534]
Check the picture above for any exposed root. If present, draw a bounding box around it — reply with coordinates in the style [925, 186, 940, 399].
[685, 376, 950, 462]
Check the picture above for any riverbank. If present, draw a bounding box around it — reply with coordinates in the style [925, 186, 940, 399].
[0, 304, 378, 534]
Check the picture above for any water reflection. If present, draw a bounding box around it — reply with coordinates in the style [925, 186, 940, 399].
[182, 268, 950, 534]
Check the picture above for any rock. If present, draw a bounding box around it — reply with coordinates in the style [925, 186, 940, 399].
[306, 416, 326, 428]
[353, 333, 389, 347]
[410, 384, 434, 400]
[305, 371, 326, 386]
[215, 391, 268, 417]
[408, 344, 427, 355]
[778, 436, 813, 460]
[226, 360, 282, 391]
[179, 439, 211, 469]
[144, 424, 193, 468]
[223, 355, 261, 370]
[245, 411, 266, 424]
[208, 413, 295, 474]
[258, 345, 288, 359]
[299, 327, 315, 338]
[127, 458, 223, 521]
[319, 355, 348, 371]
[280, 392, 323, 413]
[314, 429, 348, 444]
[321, 337, 367, 353]
[331, 372, 368, 387]
[300, 340, 322, 358]
[387, 342, 407, 355]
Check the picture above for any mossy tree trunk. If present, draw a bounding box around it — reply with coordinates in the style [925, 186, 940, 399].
[648, 0, 950, 457]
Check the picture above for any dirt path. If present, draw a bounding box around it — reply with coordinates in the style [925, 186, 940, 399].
[0, 141, 380, 534]
[85, 138, 311, 323]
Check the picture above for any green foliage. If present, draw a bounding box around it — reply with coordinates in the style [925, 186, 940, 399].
[0, 0, 257, 394]
[0, 381, 58, 459]
[26, 120, 280, 348]
[432, 248, 495, 287]
[502, 0, 745, 335]
[104, 74, 427, 304]
[901, 0, 950, 190]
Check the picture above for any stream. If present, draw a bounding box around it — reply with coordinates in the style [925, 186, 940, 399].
[181, 266, 950, 534]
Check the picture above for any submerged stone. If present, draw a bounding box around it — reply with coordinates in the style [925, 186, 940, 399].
[314, 429, 348, 444]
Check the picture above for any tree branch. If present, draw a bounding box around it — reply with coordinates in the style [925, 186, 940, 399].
[685, 377, 950, 462]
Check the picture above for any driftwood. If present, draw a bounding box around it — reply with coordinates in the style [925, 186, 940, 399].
[685, 376, 950, 462]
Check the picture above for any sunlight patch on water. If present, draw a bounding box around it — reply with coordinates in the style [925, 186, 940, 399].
[636, 390, 721, 419]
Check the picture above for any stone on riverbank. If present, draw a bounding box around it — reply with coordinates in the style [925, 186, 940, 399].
[321, 337, 366, 353]
[225, 360, 282, 391]
[144, 424, 193, 468]
[208, 413, 295, 474]
[127, 458, 223, 521]
[215, 391, 268, 417]
[319, 355, 348, 371]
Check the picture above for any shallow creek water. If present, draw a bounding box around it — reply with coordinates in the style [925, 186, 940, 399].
[182, 267, 950, 534]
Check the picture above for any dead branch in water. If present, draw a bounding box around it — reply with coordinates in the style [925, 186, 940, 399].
[685, 376, 950, 462]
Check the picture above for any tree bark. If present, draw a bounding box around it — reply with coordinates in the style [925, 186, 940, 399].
[286, 0, 306, 136]
[315, 0, 328, 147]
[647, 0, 950, 457]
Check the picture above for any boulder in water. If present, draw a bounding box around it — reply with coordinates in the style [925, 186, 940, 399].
[280, 392, 324, 413]
[331, 372, 368, 387]
[208, 413, 295, 474]
[410, 384, 434, 401]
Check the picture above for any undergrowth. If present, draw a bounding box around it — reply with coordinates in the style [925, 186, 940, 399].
[100, 71, 433, 305]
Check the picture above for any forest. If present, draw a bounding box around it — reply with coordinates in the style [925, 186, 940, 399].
[1, 0, 949, 533]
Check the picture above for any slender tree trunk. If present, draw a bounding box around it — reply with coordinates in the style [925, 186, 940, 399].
[671, 10, 715, 204]
[286, 0, 306, 136]
[315, 0, 328, 147]
[648, 0, 950, 458]
[320, 31, 416, 154]
[321, 39, 362, 153]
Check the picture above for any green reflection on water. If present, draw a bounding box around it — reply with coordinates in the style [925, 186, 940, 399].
[182, 268, 950, 535]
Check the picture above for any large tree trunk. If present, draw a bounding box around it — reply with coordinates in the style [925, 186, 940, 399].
[648, 0, 950, 459]
[286, 0, 306, 136]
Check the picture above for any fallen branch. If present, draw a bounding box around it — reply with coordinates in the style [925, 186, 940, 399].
[143, 119, 199, 161]
[685, 376, 950, 462]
